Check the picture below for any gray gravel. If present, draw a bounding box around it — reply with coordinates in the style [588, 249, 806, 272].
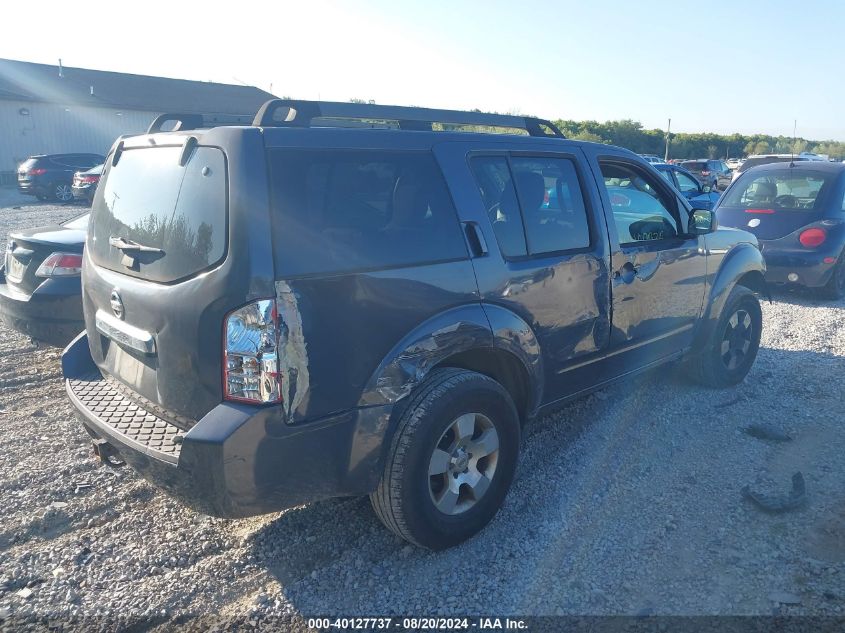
[0, 187, 844, 625]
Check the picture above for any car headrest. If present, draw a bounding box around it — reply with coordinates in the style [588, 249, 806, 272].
[753, 181, 777, 199]
[514, 170, 546, 211]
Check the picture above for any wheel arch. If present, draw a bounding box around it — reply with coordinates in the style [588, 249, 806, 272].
[692, 241, 767, 351]
[357, 302, 543, 419]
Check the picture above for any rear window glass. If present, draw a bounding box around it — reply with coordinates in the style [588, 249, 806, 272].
[721, 170, 831, 211]
[681, 162, 704, 172]
[89, 146, 227, 283]
[267, 149, 467, 276]
[18, 158, 37, 171]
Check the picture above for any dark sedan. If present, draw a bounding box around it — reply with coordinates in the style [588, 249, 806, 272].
[0, 214, 88, 345]
[71, 164, 104, 205]
[17, 154, 105, 202]
[715, 162, 845, 298]
[654, 163, 722, 210]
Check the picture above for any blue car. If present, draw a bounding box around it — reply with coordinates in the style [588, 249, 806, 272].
[715, 162, 845, 298]
[654, 163, 721, 210]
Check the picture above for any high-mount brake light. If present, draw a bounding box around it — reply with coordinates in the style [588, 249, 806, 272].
[223, 299, 283, 404]
[35, 252, 83, 277]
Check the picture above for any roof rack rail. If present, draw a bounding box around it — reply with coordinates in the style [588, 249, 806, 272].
[251, 99, 564, 138]
[146, 112, 254, 134]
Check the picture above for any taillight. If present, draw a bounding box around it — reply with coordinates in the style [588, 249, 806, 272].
[29, 168, 47, 176]
[224, 299, 282, 404]
[799, 228, 827, 248]
[35, 252, 83, 277]
[79, 175, 99, 184]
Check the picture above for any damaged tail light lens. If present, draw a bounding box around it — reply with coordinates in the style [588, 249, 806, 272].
[35, 252, 83, 277]
[224, 299, 282, 404]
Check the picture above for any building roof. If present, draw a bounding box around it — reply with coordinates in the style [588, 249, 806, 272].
[0, 58, 276, 116]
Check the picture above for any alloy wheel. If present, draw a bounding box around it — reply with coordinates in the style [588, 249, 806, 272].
[720, 308, 753, 371]
[428, 412, 500, 515]
[55, 184, 73, 202]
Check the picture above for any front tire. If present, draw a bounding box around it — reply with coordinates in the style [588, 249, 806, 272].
[370, 368, 520, 550]
[687, 285, 762, 387]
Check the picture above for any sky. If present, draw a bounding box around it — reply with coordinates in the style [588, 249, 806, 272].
[3, 0, 844, 140]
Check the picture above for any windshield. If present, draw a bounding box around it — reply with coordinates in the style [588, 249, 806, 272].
[721, 169, 831, 211]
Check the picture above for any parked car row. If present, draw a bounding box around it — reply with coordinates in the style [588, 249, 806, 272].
[16, 153, 104, 204]
[1, 100, 837, 550]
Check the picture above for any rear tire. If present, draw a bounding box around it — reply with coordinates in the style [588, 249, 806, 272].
[51, 182, 73, 203]
[818, 253, 845, 300]
[370, 368, 520, 550]
[686, 285, 762, 387]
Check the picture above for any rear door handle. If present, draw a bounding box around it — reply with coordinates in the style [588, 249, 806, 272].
[462, 222, 488, 258]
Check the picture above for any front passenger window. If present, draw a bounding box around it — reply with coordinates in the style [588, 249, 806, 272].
[599, 162, 681, 244]
[675, 171, 701, 193]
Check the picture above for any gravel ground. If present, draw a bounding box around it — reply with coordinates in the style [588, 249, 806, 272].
[0, 187, 844, 627]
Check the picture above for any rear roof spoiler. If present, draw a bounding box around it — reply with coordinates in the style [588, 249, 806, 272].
[250, 99, 565, 138]
[146, 112, 254, 134]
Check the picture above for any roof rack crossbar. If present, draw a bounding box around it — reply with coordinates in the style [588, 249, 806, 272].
[251, 99, 564, 138]
[146, 112, 254, 134]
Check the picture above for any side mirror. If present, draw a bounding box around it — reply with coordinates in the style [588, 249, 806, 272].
[690, 208, 718, 235]
[701, 184, 712, 193]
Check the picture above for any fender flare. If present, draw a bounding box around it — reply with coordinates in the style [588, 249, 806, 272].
[692, 242, 766, 350]
[354, 303, 543, 487]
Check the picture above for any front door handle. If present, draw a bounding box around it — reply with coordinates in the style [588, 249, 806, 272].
[614, 261, 638, 283]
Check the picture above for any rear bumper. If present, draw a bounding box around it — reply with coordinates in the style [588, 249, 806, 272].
[62, 333, 394, 518]
[72, 184, 95, 202]
[0, 273, 84, 346]
[760, 244, 838, 288]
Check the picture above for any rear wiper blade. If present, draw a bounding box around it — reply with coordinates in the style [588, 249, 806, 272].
[109, 236, 164, 254]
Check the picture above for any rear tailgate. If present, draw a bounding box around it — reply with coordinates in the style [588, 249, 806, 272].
[82, 128, 273, 423]
[715, 207, 825, 240]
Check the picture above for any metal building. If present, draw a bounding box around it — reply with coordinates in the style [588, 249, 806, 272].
[0, 58, 275, 182]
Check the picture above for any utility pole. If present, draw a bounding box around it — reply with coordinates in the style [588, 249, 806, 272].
[664, 118, 671, 162]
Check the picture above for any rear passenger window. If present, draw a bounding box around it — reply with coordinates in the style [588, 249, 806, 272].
[469, 156, 527, 257]
[511, 157, 591, 253]
[268, 150, 467, 276]
[470, 155, 591, 258]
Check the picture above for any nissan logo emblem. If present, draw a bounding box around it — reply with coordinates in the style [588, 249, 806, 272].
[110, 290, 125, 319]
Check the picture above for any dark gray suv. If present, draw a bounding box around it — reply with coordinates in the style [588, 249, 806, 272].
[62, 100, 767, 549]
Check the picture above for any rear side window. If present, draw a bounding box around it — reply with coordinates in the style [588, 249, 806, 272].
[89, 146, 228, 283]
[268, 150, 467, 276]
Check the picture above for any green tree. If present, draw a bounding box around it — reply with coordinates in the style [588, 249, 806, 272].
[570, 130, 607, 143]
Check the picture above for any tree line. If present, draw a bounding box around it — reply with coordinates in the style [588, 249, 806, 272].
[342, 99, 844, 160]
[552, 118, 845, 161]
